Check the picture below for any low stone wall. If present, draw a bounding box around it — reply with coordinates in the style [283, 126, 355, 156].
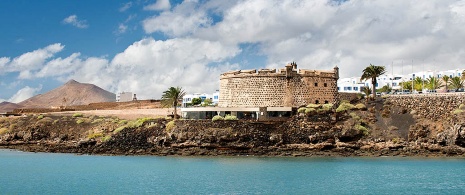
[387, 93, 465, 120]
[339, 92, 359, 103]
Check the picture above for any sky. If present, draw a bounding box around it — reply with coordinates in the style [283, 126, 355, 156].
[1, 0, 465, 103]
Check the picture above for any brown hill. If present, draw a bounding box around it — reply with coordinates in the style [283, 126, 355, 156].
[0, 101, 22, 113]
[18, 79, 115, 108]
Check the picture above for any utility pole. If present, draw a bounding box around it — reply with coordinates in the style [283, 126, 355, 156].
[411, 59, 414, 93]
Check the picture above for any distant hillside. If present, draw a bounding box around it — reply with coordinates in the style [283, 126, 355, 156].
[18, 80, 115, 108]
[0, 101, 22, 113]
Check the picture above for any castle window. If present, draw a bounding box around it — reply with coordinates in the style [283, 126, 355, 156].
[324, 100, 329, 104]
[314, 83, 318, 87]
[315, 100, 319, 104]
[324, 83, 327, 87]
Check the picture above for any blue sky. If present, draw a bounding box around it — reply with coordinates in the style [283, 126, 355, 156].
[1, 0, 465, 103]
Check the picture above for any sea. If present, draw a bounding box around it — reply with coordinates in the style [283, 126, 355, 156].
[1, 149, 464, 195]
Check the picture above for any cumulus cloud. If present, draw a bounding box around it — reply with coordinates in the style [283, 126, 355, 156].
[62, 15, 88, 29]
[144, 0, 171, 11]
[143, 0, 211, 36]
[1, 43, 64, 78]
[8, 85, 43, 103]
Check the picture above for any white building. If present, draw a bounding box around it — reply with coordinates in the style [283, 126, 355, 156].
[116, 92, 133, 102]
[338, 68, 465, 93]
[182, 91, 219, 107]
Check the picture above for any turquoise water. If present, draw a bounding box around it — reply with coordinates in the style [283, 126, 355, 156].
[1, 149, 465, 194]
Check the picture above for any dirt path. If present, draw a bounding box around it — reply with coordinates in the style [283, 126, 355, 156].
[50, 108, 179, 120]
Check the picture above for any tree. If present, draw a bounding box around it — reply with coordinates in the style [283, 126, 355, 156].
[413, 77, 424, 92]
[191, 97, 202, 105]
[400, 81, 412, 91]
[462, 70, 465, 81]
[161, 87, 186, 119]
[425, 76, 443, 90]
[442, 75, 450, 91]
[361, 64, 386, 100]
[450, 76, 464, 90]
[377, 85, 392, 93]
[203, 98, 213, 106]
[362, 86, 371, 101]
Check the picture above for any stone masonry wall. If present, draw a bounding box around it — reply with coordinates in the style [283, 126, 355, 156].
[388, 93, 465, 120]
[218, 66, 338, 108]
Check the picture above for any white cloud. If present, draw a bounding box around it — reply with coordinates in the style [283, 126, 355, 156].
[143, 0, 211, 36]
[8, 85, 43, 103]
[62, 15, 89, 29]
[119, 2, 133, 12]
[2, 43, 64, 78]
[186, 0, 465, 77]
[117, 24, 128, 34]
[144, 0, 171, 11]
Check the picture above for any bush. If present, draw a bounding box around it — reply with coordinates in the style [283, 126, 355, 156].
[224, 115, 238, 120]
[355, 103, 366, 110]
[321, 103, 333, 111]
[118, 120, 128, 124]
[336, 102, 355, 113]
[165, 120, 176, 132]
[355, 124, 369, 136]
[459, 104, 465, 110]
[212, 115, 224, 121]
[101, 135, 111, 142]
[92, 118, 104, 124]
[114, 126, 126, 133]
[76, 119, 85, 124]
[306, 104, 321, 109]
[37, 115, 44, 119]
[87, 132, 104, 139]
[73, 113, 83, 117]
[349, 112, 360, 120]
[453, 109, 464, 115]
[297, 107, 307, 113]
[0, 127, 9, 135]
[305, 108, 315, 114]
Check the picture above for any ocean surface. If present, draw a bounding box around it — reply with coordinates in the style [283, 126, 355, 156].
[1, 149, 465, 194]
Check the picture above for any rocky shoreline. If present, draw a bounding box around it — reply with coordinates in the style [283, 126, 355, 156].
[1, 101, 465, 157]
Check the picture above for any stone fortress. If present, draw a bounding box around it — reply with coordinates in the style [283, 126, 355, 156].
[218, 62, 340, 108]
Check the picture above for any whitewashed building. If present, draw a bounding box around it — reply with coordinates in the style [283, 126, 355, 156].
[182, 91, 219, 107]
[116, 92, 133, 102]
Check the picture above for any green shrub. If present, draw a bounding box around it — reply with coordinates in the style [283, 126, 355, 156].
[212, 115, 224, 121]
[355, 103, 366, 110]
[92, 118, 104, 124]
[321, 103, 333, 111]
[0, 127, 9, 135]
[101, 135, 112, 142]
[306, 104, 321, 109]
[76, 119, 85, 124]
[305, 108, 315, 114]
[224, 115, 238, 120]
[118, 120, 128, 124]
[114, 126, 126, 133]
[165, 120, 176, 132]
[297, 107, 307, 113]
[349, 112, 360, 120]
[87, 132, 104, 139]
[37, 115, 44, 119]
[355, 124, 369, 136]
[459, 104, 465, 110]
[73, 113, 83, 117]
[336, 102, 355, 113]
[453, 109, 464, 115]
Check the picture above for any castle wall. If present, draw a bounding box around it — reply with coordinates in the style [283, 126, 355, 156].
[219, 65, 339, 108]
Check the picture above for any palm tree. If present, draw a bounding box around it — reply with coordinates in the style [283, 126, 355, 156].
[425, 76, 443, 90]
[450, 76, 464, 90]
[362, 86, 371, 101]
[413, 77, 424, 92]
[361, 64, 386, 100]
[161, 87, 186, 119]
[442, 75, 450, 91]
[400, 81, 412, 92]
[462, 70, 465, 81]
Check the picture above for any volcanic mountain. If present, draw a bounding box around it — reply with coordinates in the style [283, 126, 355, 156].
[18, 79, 115, 108]
[0, 101, 22, 113]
